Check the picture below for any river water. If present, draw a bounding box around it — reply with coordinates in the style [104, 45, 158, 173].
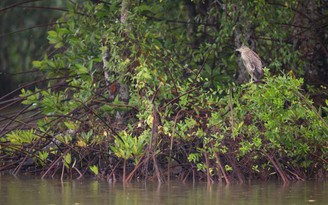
[0, 176, 326, 205]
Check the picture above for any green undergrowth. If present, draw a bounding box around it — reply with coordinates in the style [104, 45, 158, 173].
[2, 71, 327, 182]
[0, 1, 327, 183]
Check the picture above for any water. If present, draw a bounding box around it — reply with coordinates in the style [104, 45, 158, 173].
[0, 176, 326, 205]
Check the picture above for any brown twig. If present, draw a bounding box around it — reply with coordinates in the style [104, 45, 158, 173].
[152, 151, 163, 183]
[0, 0, 40, 12]
[213, 146, 230, 185]
[159, 87, 198, 111]
[229, 87, 234, 138]
[0, 22, 63, 38]
[204, 151, 213, 184]
[41, 148, 71, 179]
[168, 109, 185, 181]
[78, 100, 124, 143]
[125, 154, 146, 182]
[264, 152, 289, 184]
[123, 159, 127, 183]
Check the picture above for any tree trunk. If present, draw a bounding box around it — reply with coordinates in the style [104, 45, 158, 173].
[115, 0, 131, 124]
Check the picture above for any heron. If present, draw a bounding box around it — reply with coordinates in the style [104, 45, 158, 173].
[236, 46, 263, 82]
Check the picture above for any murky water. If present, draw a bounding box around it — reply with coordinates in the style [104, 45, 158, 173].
[0, 176, 326, 205]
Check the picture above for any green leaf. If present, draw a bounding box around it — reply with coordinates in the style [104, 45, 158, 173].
[89, 165, 99, 175]
[63, 153, 71, 168]
[75, 64, 89, 74]
[32, 60, 43, 68]
[64, 121, 77, 130]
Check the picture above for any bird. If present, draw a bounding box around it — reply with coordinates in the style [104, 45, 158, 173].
[236, 46, 263, 82]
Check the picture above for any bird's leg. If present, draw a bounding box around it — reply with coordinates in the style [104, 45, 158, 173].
[250, 75, 254, 83]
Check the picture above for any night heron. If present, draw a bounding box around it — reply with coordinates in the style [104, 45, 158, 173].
[236, 46, 263, 82]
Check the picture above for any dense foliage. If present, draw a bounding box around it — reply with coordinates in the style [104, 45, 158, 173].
[0, 0, 327, 183]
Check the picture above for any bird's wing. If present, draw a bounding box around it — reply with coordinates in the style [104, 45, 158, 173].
[249, 50, 263, 79]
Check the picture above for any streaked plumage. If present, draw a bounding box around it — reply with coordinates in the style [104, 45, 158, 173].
[236, 46, 263, 82]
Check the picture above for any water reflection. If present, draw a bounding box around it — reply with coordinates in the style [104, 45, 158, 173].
[0, 176, 327, 205]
